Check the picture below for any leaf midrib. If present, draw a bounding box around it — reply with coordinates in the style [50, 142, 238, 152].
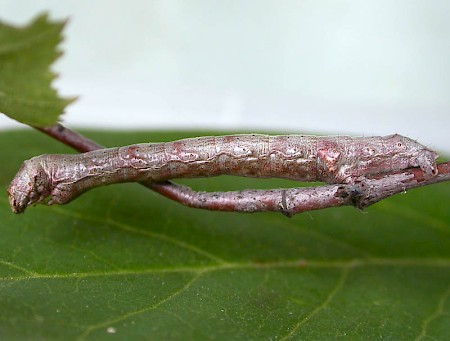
[1, 257, 450, 282]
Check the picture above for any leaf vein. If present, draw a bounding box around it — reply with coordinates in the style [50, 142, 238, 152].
[1, 258, 449, 282]
[76, 271, 204, 340]
[0, 260, 37, 276]
[51, 205, 228, 265]
[0, 20, 62, 55]
[414, 285, 450, 341]
[279, 263, 351, 340]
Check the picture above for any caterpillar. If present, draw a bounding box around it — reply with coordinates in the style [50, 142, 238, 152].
[8, 134, 438, 213]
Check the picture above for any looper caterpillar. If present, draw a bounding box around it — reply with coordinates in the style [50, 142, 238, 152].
[8, 134, 438, 213]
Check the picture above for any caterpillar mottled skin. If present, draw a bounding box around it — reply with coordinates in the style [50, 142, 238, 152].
[8, 134, 438, 213]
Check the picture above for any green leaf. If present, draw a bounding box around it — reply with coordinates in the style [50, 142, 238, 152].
[1, 130, 449, 340]
[0, 13, 75, 126]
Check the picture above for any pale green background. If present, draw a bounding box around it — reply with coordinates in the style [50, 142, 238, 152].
[0, 0, 449, 153]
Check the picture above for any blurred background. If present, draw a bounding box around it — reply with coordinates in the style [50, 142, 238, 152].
[1, 0, 449, 153]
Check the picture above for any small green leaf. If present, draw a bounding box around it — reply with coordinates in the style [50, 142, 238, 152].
[0, 13, 75, 126]
[1, 130, 449, 340]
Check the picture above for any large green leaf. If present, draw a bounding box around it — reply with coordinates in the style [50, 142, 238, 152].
[1, 130, 449, 340]
[0, 13, 75, 126]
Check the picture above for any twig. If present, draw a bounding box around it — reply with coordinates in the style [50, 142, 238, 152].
[35, 124, 104, 153]
[18, 124, 448, 216]
[151, 162, 450, 216]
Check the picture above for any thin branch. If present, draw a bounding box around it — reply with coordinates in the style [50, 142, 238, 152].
[35, 124, 103, 153]
[151, 162, 450, 216]
[30, 124, 449, 216]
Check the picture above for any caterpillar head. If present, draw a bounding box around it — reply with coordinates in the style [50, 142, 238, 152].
[7, 157, 51, 214]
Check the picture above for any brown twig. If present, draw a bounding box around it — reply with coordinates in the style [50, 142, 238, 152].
[29, 124, 449, 216]
[35, 124, 103, 153]
[151, 162, 450, 216]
